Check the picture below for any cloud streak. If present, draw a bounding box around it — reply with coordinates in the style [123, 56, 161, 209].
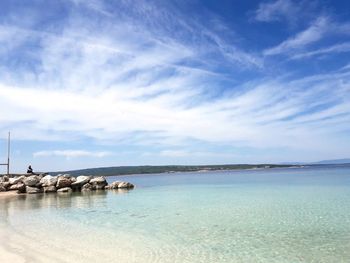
[264, 15, 350, 57]
[291, 42, 350, 60]
[254, 0, 299, 23]
[264, 16, 329, 56]
[1, 64, 349, 152]
[33, 150, 111, 159]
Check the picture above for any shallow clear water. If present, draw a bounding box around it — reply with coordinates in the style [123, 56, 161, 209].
[1, 166, 350, 262]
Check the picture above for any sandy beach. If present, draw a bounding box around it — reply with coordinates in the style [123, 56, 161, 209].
[0, 191, 21, 199]
[0, 192, 25, 263]
[0, 246, 25, 263]
[0, 196, 26, 263]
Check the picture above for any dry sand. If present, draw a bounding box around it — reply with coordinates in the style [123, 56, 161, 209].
[0, 246, 25, 263]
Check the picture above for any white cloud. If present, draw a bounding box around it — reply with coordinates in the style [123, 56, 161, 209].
[1, 65, 350, 154]
[291, 42, 350, 59]
[0, 1, 263, 146]
[263, 16, 350, 57]
[160, 150, 189, 157]
[202, 29, 263, 68]
[33, 150, 111, 159]
[264, 16, 329, 56]
[254, 0, 298, 23]
[67, 0, 113, 17]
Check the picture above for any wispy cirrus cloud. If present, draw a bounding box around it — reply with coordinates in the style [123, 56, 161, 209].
[33, 150, 112, 159]
[264, 16, 350, 56]
[291, 42, 350, 60]
[254, 0, 299, 23]
[264, 16, 330, 56]
[2, 65, 350, 152]
[0, 0, 263, 146]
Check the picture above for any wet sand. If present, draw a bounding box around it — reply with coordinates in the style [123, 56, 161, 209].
[0, 192, 25, 263]
[0, 191, 21, 199]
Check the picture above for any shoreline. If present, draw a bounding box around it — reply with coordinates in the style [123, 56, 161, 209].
[0, 191, 24, 199]
[105, 165, 306, 177]
[49, 164, 301, 177]
[9, 163, 350, 179]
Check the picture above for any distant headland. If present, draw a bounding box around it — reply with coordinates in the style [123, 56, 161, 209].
[51, 164, 301, 177]
[50, 159, 350, 177]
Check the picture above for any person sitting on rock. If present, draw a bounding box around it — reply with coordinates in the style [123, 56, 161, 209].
[27, 165, 33, 174]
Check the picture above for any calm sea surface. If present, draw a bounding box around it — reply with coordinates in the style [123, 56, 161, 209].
[1, 165, 350, 262]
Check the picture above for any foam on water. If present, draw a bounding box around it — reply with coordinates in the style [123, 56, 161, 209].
[1, 166, 350, 262]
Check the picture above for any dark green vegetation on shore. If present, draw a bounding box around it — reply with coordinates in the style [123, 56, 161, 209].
[51, 164, 297, 177]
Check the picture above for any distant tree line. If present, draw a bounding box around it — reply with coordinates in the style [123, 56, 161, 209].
[51, 164, 295, 177]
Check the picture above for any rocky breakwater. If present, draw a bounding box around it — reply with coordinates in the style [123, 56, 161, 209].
[0, 174, 134, 194]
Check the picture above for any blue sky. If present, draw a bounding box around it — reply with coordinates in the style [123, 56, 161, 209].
[0, 0, 350, 172]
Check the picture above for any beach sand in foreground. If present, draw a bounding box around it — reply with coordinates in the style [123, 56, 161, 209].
[0, 245, 25, 263]
[0, 193, 25, 263]
[0, 191, 21, 199]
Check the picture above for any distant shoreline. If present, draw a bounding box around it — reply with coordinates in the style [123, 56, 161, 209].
[50, 164, 303, 177]
[4, 163, 350, 178]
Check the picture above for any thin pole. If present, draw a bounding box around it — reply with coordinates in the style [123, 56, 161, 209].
[7, 132, 10, 175]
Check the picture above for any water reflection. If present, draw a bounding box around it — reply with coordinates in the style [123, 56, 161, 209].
[0, 189, 133, 220]
[109, 189, 131, 195]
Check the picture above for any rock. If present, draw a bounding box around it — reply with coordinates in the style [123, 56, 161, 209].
[1, 182, 11, 189]
[0, 184, 6, 192]
[9, 176, 25, 185]
[23, 175, 41, 187]
[43, 186, 57, 193]
[117, 181, 134, 189]
[40, 175, 58, 187]
[57, 187, 72, 193]
[108, 181, 121, 189]
[70, 177, 77, 183]
[1, 175, 9, 182]
[93, 184, 106, 190]
[56, 177, 72, 189]
[90, 176, 107, 184]
[81, 183, 92, 191]
[104, 185, 111, 190]
[71, 175, 91, 188]
[9, 182, 26, 192]
[90, 176, 107, 190]
[17, 183, 26, 193]
[26, 186, 43, 194]
[108, 181, 134, 189]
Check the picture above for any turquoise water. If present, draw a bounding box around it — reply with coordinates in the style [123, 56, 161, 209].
[1, 166, 350, 262]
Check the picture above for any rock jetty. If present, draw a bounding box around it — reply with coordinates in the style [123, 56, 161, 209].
[0, 174, 134, 195]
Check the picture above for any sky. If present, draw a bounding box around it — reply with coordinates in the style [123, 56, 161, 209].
[0, 0, 350, 172]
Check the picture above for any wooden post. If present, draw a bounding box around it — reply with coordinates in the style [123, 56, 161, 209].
[1, 132, 10, 175]
[7, 132, 10, 175]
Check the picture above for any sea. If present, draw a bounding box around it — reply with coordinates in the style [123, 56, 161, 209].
[1, 165, 350, 262]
